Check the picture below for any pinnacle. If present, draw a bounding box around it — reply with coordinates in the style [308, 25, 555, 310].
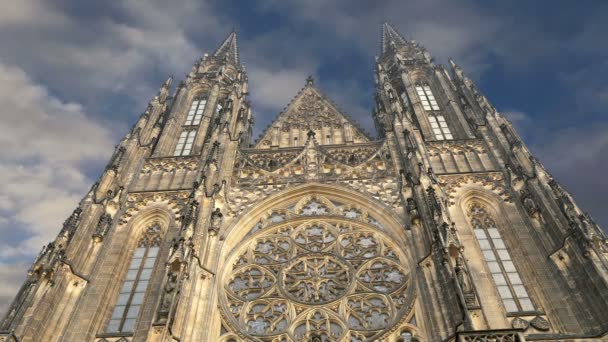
[213, 30, 239, 65]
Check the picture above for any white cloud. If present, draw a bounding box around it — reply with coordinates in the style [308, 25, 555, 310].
[0, 263, 28, 315]
[0, 0, 68, 28]
[0, 61, 113, 307]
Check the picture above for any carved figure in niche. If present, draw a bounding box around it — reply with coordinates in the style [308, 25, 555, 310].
[93, 213, 112, 242]
[520, 188, 540, 218]
[160, 271, 179, 313]
[406, 198, 420, 225]
[209, 208, 223, 236]
[455, 256, 471, 294]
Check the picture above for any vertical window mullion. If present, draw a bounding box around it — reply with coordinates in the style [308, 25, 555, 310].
[119, 247, 148, 331]
[106, 226, 161, 334]
[470, 205, 534, 314]
[485, 230, 521, 311]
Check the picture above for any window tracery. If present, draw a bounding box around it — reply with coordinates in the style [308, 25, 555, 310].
[469, 203, 535, 313]
[220, 197, 413, 341]
[185, 97, 206, 126]
[415, 85, 439, 111]
[245, 197, 386, 237]
[106, 225, 161, 333]
[174, 129, 196, 156]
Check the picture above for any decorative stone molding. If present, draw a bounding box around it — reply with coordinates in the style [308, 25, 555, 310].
[426, 139, 488, 157]
[439, 172, 510, 205]
[140, 156, 199, 174]
[118, 191, 188, 226]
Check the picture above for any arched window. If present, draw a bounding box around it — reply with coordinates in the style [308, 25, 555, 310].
[106, 225, 161, 333]
[469, 203, 535, 313]
[185, 97, 206, 126]
[415, 84, 453, 140]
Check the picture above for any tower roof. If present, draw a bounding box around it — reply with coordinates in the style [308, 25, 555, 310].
[381, 22, 408, 54]
[213, 31, 239, 64]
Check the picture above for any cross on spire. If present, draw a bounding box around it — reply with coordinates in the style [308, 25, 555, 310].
[306, 75, 315, 86]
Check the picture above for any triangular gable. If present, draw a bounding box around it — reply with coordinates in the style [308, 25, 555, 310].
[254, 79, 371, 149]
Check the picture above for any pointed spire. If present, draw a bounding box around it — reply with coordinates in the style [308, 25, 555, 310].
[382, 22, 408, 54]
[213, 30, 239, 65]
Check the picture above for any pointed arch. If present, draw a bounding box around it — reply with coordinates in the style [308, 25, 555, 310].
[454, 187, 536, 314]
[102, 206, 175, 334]
[216, 183, 418, 341]
[221, 183, 407, 248]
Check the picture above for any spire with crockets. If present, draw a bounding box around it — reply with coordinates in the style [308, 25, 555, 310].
[213, 30, 239, 65]
[381, 22, 409, 54]
[380, 22, 431, 63]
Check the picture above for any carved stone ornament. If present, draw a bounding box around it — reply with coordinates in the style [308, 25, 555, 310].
[119, 191, 189, 226]
[220, 200, 415, 341]
[439, 172, 510, 205]
[511, 317, 529, 330]
[529, 316, 550, 331]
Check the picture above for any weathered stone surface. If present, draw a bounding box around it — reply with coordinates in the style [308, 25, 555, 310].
[2, 25, 607, 342]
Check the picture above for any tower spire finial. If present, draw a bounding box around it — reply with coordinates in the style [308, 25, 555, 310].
[213, 30, 240, 65]
[306, 75, 315, 86]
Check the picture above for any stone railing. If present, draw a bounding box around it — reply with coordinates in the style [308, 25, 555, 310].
[456, 329, 525, 342]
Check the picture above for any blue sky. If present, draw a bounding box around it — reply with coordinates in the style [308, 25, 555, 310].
[0, 0, 606, 312]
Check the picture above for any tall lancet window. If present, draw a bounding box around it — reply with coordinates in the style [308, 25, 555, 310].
[469, 203, 535, 313]
[106, 225, 161, 333]
[415, 84, 453, 140]
[184, 97, 206, 126]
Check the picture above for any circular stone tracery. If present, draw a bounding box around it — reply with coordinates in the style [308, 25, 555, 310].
[220, 216, 414, 342]
[280, 253, 354, 304]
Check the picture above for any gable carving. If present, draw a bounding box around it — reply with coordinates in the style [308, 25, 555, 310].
[283, 92, 342, 130]
[254, 85, 370, 148]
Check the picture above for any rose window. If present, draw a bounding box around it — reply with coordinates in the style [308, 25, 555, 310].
[220, 215, 414, 341]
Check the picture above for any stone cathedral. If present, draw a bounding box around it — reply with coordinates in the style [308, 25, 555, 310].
[2, 23, 608, 342]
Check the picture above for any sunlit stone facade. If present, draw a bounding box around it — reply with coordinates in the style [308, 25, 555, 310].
[2, 24, 607, 342]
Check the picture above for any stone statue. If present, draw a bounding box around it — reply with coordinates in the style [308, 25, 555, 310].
[209, 208, 223, 236]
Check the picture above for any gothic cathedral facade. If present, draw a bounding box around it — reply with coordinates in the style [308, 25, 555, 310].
[2, 23, 607, 342]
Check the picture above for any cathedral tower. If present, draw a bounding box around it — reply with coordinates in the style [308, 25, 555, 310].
[1, 24, 607, 342]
